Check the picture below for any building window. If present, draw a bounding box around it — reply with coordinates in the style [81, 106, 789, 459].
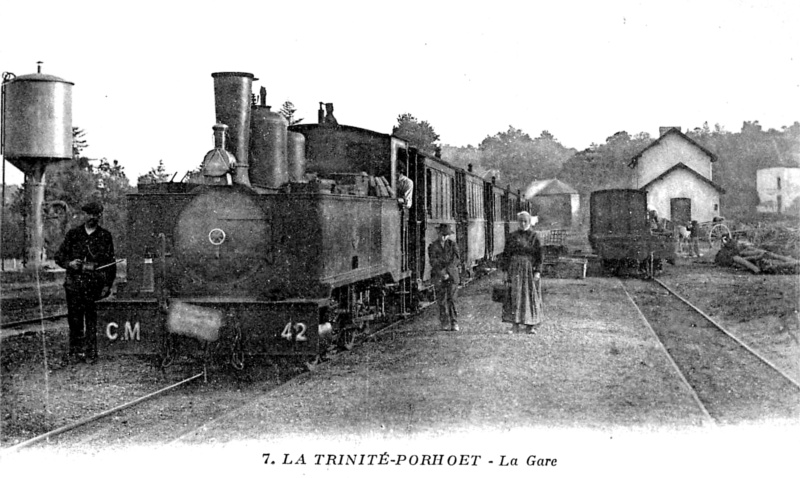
[777, 177, 781, 190]
[714, 204, 718, 211]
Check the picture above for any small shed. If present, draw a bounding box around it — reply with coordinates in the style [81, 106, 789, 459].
[524, 179, 580, 228]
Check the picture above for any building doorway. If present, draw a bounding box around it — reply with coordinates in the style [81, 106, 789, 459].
[670, 198, 691, 225]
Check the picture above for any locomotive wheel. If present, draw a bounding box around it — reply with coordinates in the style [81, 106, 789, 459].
[339, 328, 357, 351]
[304, 354, 322, 372]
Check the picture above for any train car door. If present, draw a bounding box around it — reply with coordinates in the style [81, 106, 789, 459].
[670, 198, 691, 224]
[503, 189, 511, 237]
[408, 149, 423, 280]
[484, 181, 494, 259]
[455, 170, 468, 268]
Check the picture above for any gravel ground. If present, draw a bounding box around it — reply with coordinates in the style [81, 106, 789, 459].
[174, 274, 707, 444]
[3, 264, 799, 476]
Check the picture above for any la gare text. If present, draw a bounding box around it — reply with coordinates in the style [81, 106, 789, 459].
[262, 453, 557, 467]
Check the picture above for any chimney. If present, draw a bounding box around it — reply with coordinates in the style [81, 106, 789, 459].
[659, 126, 680, 137]
[211, 72, 254, 186]
[318, 102, 324, 123]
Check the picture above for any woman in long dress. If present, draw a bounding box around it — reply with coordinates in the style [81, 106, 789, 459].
[502, 211, 544, 334]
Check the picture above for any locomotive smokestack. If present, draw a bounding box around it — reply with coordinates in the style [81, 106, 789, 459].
[212, 72, 255, 187]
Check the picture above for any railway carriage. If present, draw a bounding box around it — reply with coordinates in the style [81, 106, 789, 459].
[414, 152, 458, 284]
[589, 189, 676, 275]
[459, 166, 488, 277]
[485, 180, 509, 263]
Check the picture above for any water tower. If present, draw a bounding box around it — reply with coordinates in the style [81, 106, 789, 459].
[1, 63, 73, 270]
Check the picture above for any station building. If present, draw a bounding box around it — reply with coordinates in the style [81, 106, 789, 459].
[628, 127, 726, 225]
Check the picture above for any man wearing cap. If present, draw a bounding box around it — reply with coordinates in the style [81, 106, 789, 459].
[55, 201, 117, 363]
[396, 163, 413, 210]
[428, 224, 460, 331]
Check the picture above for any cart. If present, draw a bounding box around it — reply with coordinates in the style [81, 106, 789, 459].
[702, 219, 732, 248]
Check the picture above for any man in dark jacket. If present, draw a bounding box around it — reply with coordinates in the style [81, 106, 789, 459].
[428, 224, 460, 331]
[55, 201, 116, 363]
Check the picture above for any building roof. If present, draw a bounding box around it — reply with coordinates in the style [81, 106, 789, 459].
[525, 179, 578, 199]
[757, 165, 800, 172]
[628, 128, 718, 168]
[640, 162, 726, 194]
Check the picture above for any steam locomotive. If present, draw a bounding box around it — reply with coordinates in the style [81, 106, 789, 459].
[97, 72, 529, 368]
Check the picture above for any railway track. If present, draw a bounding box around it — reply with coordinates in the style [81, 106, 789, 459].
[622, 278, 800, 425]
[1, 312, 67, 330]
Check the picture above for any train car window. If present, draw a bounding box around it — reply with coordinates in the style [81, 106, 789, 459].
[449, 177, 455, 220]
[466, 183, 470, 219]
[434, 171, 439, 219]
[426, 169, 433, 218]
[470, 184, 479, 218]
[470, 183, 473, 218]
[478, 186, 483, 219]
[437, 171, 443, 219]
[474, 182, 482, 219]
[466, 183, 471, 219]
[435, 172, 440, 219]
[440, 173, 445, 220]
[443, 174, 448, 219]
[443, 173, 448, 219]
[472, 183, 477, 218]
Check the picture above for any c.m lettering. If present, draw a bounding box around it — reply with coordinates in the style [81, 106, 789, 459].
[105, 321, 141, 341]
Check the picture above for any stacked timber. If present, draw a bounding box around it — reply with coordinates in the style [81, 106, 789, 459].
[715, 237, 800, 274]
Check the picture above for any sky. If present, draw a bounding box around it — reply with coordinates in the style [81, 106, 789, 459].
[1, 0, 798, 186]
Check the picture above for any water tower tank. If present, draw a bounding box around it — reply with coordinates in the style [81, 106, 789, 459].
[2, 71, 73, 172]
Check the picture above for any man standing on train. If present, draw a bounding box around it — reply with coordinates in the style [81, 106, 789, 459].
[55, 201, 117, 364]
[396, 162, 414, 271]
[429, 224, 460, 331]
[396, 162, 413, 209]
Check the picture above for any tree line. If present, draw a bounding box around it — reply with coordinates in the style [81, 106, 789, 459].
[3, 114, 798, 262]
[2, 127, 134, 261]
[398, 115, 800, 220]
